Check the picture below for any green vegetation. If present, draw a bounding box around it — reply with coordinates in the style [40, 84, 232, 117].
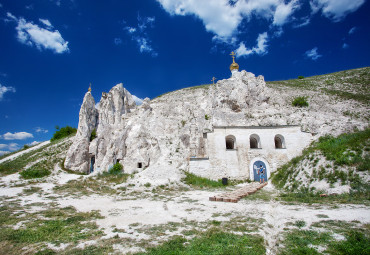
[279, 229, 332, 254]
[0, 138, 73, 177]
[109, 162, 123, 174]
[182, 172, 225, 188]
[279, 220, 369, 255]
[292, 96, 309, 107]
[271, 129, 369, 203]
[50, 125, 77, 142]
[137, 228, 265, 255]
[20, 167, 50, 179]
[205, 114, 210, 120]
[268, 67, 370, 104]
[90, 128, 97, 141]
[298, 76, 304, 79]
[0, 202, 103, 253]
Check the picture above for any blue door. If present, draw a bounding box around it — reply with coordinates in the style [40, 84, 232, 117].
[253, 160, 267, 182]
[90, 156, 95, 173]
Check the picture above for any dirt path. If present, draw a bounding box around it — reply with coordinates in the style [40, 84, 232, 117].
[1, 172, 369, 254]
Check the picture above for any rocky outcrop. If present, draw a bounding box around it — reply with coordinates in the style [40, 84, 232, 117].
[65, 70, 368, 176]
[64, 91, 97, 173]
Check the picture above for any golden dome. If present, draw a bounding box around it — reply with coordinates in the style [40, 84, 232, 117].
[229, 51, 239, 72]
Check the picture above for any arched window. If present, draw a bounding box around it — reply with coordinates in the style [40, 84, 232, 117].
[250, 134, 261, 149]
[274, 135, 285, 149]
[225, 135, 236, 150]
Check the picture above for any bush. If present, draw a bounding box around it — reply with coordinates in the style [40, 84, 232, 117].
[90, 129, 97, 141]
[298, 76, 304, 79]
[20, 168, 51, 179]
[108, 163, 123, 175]
[205, 114, 210, 120]
[292, 96, 309, 107]
[50, 126, 77, 142]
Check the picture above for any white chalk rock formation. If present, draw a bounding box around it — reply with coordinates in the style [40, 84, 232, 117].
[65, 69, 368, 180]
[64, 91, 97, 173]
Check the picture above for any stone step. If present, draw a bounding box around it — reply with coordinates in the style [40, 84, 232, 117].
[209, 182, 268, 203]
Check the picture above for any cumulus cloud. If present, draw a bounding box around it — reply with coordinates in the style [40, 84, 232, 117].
[39, 18, 53, 28]
[0, 143, 19, 152]
[1, 132, 34, 140]
[132, 95, 144, 105]
[310, 0, 365, 22]
[348, 27, 357, 34]
[7, 12, 69, 54]
[35, 127, 48, 133]
[157, 0, 299, 42]
[123, 14, 157, 57]
[0, 151, 9, 156]
[305, 47, 322, 60]
[29, 141, 40, 146]
[0, 84, 16, 101]
[235, 32, 269, 57]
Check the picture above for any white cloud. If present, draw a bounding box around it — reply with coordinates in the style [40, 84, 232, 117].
[0, 84, 16, 101]
[132, 95, 144, 105]
[8, 143, 19, 151]
[114, 38, 122, 45]
[0, 3, 3, 8]
[0, 151, 9, 156]
[293, 16, 311, 28]
[157, 0, 299, 42]
[310, 0, 365, 22]
[39, 19, 53, 28]
[273, 0, 300, 26]
[7, 12, 69, 54]
[29, 141, 40, 146]
[305, 47, 322, 60]
[1, 132, 34, 140]
[342, 43, 349, 49]
[0, 143, 20, 151]
[236, 32, 269, 57]
[123, 14, 157, 57]
[35, 127, 48, 133]
[348, 27, 357, 34]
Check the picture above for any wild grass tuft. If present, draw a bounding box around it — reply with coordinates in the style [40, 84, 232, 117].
[182, 172, 225, 188]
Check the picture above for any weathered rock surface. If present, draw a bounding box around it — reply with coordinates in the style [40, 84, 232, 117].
[64, 91, 97, 173]
[65, 70, 368, 178]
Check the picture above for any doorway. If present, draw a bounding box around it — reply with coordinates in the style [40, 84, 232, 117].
[252, 160, 268, 182]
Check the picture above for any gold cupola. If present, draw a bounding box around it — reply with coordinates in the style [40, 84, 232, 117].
[229, 51, 239, 72]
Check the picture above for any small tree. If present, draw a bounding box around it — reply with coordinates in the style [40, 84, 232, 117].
[109, 162, 123, 175]
[298, 76, 304, 79]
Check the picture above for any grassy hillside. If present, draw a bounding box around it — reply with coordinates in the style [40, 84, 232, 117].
[267, 67, 370, 104]
[0, 136, 73, 178]
[271, 128, 369, 203]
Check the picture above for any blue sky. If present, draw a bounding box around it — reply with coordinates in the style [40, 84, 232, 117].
[0, 0, 369, 154]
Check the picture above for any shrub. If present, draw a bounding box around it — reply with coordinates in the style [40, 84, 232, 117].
[292, 96, 309, 107]
[298, 76, 304, 79]
[90, 129, 97, 141]
[109, 163, 123, 175]
[50, 126, 77, 142]
[205, 114, 210, 120]
[20, 168, 51, 179]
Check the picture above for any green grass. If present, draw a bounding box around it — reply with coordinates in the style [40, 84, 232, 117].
[278, 229, 332, 255]
[267, 67, 370, 104]
[20, 167, 51, 179]
[326, 230, 370, 255]
[292, 96, 309, 107]
[0, 137, 73, 177]
[136, 228, 265, 255]
[0, 202, 103, 253]
[182, 172, 226, 188]
[271, 128, 370, 203]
